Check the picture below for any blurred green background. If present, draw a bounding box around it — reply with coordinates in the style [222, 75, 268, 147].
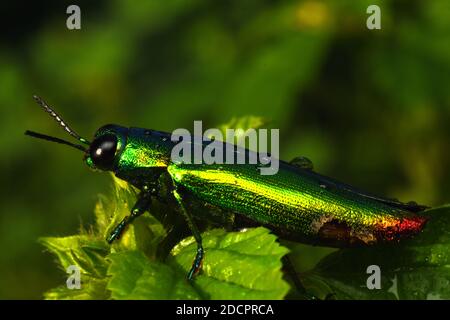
[0, 0, 448, 299]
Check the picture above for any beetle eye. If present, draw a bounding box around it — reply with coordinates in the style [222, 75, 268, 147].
[89, 134, 118, 170]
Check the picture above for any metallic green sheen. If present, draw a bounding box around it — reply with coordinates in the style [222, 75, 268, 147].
[91, 125, 427, 247]
[166, 161, 427, 246]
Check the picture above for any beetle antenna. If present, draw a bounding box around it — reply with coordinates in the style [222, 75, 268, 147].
[25, 130, 88, 152]
[32, 95, 91, 145]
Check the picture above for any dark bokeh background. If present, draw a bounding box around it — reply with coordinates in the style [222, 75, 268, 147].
[0, 0, 448, 299]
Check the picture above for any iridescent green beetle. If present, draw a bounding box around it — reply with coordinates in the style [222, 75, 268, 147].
[26, 96, 428, 280]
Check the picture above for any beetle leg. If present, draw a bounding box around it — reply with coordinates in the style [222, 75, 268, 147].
[107, 191, 152, 243]
[282, 255, 321, 300]
[156, 222, 190, 261]
[282, 256, 306, 294]
[172, 188, 204, 280]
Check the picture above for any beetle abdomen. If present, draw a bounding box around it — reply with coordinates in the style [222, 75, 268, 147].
[168, 161, 427, 247]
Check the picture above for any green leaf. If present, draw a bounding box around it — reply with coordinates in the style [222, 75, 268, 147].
[44, 278, 109, 300]
[304, 205, 450, 300]
[207, 116, 268, 152]
[106, 228, 290, 300]
[40, 235, 109, 277]
[215, 116, 268, 134]
[107, 251, 202, 299]
[170, 227, 290, 299]
[40, 235, 111, 299]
